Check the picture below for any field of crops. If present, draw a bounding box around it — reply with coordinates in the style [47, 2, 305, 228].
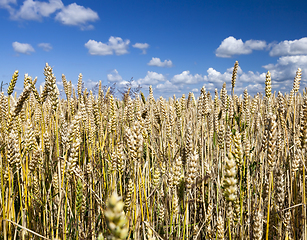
[0, 61, 306, 239]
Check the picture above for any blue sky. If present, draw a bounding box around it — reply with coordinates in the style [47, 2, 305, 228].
[1, 0, 307, 98]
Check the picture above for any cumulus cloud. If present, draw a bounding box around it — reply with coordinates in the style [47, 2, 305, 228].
[235, 83, 264, 96]
[7, 1, 99, 29]
[269, 37, 307, 57]
[206, 66, 244, 89]
[38, 42, 52, 51]
[172, 70, 204, 84]
[55, 3, 99, 29]
[0, 0, 16, 7]
[263, 55, 307, 82]
[12, 41, 35, 54]
[156, 80, 180, 93]
[0, 0, 16, 14]
[137, 71, 166, 85]
[109, 37, 130, 55]
[204, 66, 264, 93]
[117, 79, 140, 89]
[12, 0, 63, 21]
[206, 68, 231, 89]
[147, 57, 173, 67]
[204, 66, 248, 91]
[239, 71, 266, 84]
[137, 66, 267, 96]
[133, 43, 149, 54]
[85, 37, 130, 56]
[140, 55, 307, 97]
[203, 58, 307, 96]
[216, 36, 267, 58]
[107, 69, 123, 82]
[135, 64, 292, 97]
[107, 70, 166, 90]
[84, 79, 99, 90]
[85, 40, 112, 56]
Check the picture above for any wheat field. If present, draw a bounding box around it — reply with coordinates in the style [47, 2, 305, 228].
[0, 62, 306, 239]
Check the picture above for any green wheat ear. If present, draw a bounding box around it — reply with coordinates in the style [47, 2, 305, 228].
[104, 192, 129, 240]
[97, 232, 105, 240]
[140, 91, 146, 104]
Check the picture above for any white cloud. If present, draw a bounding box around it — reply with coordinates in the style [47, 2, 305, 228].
[84, 79, 98, 90]
[12, 41, 35, 54]
[118, 80, 139, 89]
[85, 37, 130, 56]
[245, 39, 267, 50]
[202, 58, 307, 96]
[55, 3, 98, 29]
[235, 83, 264, 96]
[204, 66, 268, 95]
[133, 43, 149, 54]
[172, 70, 204, 84]
[118, 80, 129, 86]
[147, 57, 173, 67]
[239, 71, 266, 84]
[12, 0, 63, 21]
[200, 83, 216, 92]
[106, 70, 166, 89]
[269, 38, 307, 57]
[206, 68, 229, 89]
[215, 36, 267, 58]
[6, 0, 99, 29]
[38, 42, 52, 51]
[57, 80, 63, 87]
[263, 55, 307, 82]
[0, 0, 16, 7]
[156, 80, 180, 93]
[226, 65, 243, 75]
[137, 71, 166, 85]
[85, 40, 112, 55]
[107, 69, 123, 82]
[0, 0, 16, 14]
[109, 36, 130, 55]
[204, 66, 247, 92]
[206, 66, 244, 85]
[138, 56, 306, 97]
